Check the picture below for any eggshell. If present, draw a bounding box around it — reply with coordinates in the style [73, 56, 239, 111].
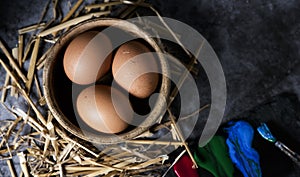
[76, 85, 132, 134]
[63, 31, 112, 85]
[112, 41, 159, 98]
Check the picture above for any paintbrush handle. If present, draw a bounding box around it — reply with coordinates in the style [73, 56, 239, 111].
[275, 141, 300, 167]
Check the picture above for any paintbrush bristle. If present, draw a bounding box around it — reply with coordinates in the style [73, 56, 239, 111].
[257, 123, 277, 143]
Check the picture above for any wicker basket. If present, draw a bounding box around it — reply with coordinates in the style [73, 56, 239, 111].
[43, 18, 170, 144]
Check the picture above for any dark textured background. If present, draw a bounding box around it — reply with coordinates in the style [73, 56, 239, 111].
[0, 0, 299, 176]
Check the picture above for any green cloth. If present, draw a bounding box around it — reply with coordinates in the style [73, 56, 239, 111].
[194, 136, 234, 177]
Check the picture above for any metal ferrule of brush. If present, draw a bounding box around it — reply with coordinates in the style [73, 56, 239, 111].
[274, 141, 300, 167]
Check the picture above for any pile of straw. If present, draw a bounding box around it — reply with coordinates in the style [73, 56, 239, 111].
[0, 1, 204, 176]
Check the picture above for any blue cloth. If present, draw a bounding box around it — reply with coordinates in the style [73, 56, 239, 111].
[224, 121, 262, 177]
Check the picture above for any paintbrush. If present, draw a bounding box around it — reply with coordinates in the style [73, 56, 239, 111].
[257, 123, 300, 167]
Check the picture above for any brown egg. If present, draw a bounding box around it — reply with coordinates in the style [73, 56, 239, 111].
[63, 31, 112, 85]
[76, 85, 132, 134]
[112, 41, 159, 98]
